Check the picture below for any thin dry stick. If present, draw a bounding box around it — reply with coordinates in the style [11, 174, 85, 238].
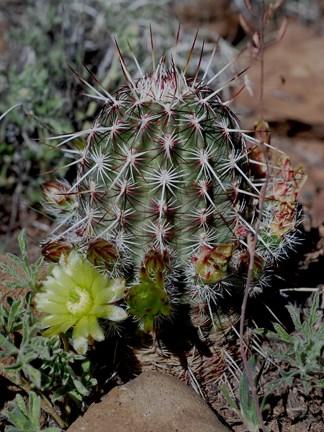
[239, 2, 270, 432]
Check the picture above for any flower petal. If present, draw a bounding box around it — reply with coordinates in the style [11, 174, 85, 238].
[104, 305, 128, 322]
[36, 290, 67, 305]
[42, 314, 76, 333]
[74, 315, 90, 338]
[52, 266, 77, 291]
[42, 325, 64, 338]
[72, 336, 88, 355]
[65, 252, 97, 290]
[35, 297, 69, 314]
[87, 316, 105, 341]
[42, 317, 76, 336]
[106, 278, 127, 303]
[90, 304, 109, 317]
[91, 275, 126, 304]
[91, 275, 111, 303]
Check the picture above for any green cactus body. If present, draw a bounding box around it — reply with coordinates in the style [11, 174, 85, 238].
[43, 48, 306, 331]
[76, 62, 244, 254]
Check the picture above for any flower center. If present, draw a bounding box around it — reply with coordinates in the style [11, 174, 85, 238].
[66, 286, 93, 317]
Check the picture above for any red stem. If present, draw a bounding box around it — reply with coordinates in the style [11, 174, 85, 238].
[239, 2, 269, 432]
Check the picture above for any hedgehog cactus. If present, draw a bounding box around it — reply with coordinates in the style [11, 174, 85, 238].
[40, 43, 306, 335]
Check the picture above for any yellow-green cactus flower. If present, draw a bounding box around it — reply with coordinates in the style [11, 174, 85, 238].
[35, 251, 128, 354]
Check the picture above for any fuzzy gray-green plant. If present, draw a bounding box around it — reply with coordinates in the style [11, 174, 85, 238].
[2, 392, 61, 432]
[256, 293, 324, 394]
[0, 231, 97, 430]
[39, 41, 306, 337]
[222, 356, 269, 432]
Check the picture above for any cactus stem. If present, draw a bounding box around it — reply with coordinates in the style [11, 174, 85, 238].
[146, 166, 183, 195]
[111, 147, 149, 188]
[69, 155, 111, 193]
[189, 147, 227, 193]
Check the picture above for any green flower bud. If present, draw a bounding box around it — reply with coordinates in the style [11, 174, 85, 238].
[126, 267, 172, 333]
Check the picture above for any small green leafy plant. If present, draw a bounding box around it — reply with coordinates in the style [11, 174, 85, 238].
[0, 231, 98, 430]
[222, 356, 269, 432]
[257, 293, 324, 394]
[2, 392, 61, 432]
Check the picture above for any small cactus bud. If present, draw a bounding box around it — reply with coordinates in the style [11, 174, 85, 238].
[87, 238, 119, 269]
[143, 249, 171, 274]
[254, 120, 271, 145]
[41, 239, 73, 262]
[193, 244, 234, 284]
[41, 180, 76, 212]
[271, 201, 297, 238]
[235, 224, 249, 240]
[272, 155, 307, 201]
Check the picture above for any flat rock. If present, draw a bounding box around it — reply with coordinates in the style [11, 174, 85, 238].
[67, 371, 232, 432]
[175, 0, 239, 40]
[236, 21, 324, 126]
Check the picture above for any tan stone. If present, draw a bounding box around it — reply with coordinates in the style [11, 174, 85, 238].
[236, 21, 324, 126]
[67, 371, 232, 432]
[175, 0, 239, 40]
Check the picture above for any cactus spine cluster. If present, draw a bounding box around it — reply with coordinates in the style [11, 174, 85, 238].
[41, 43, 306, 336]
